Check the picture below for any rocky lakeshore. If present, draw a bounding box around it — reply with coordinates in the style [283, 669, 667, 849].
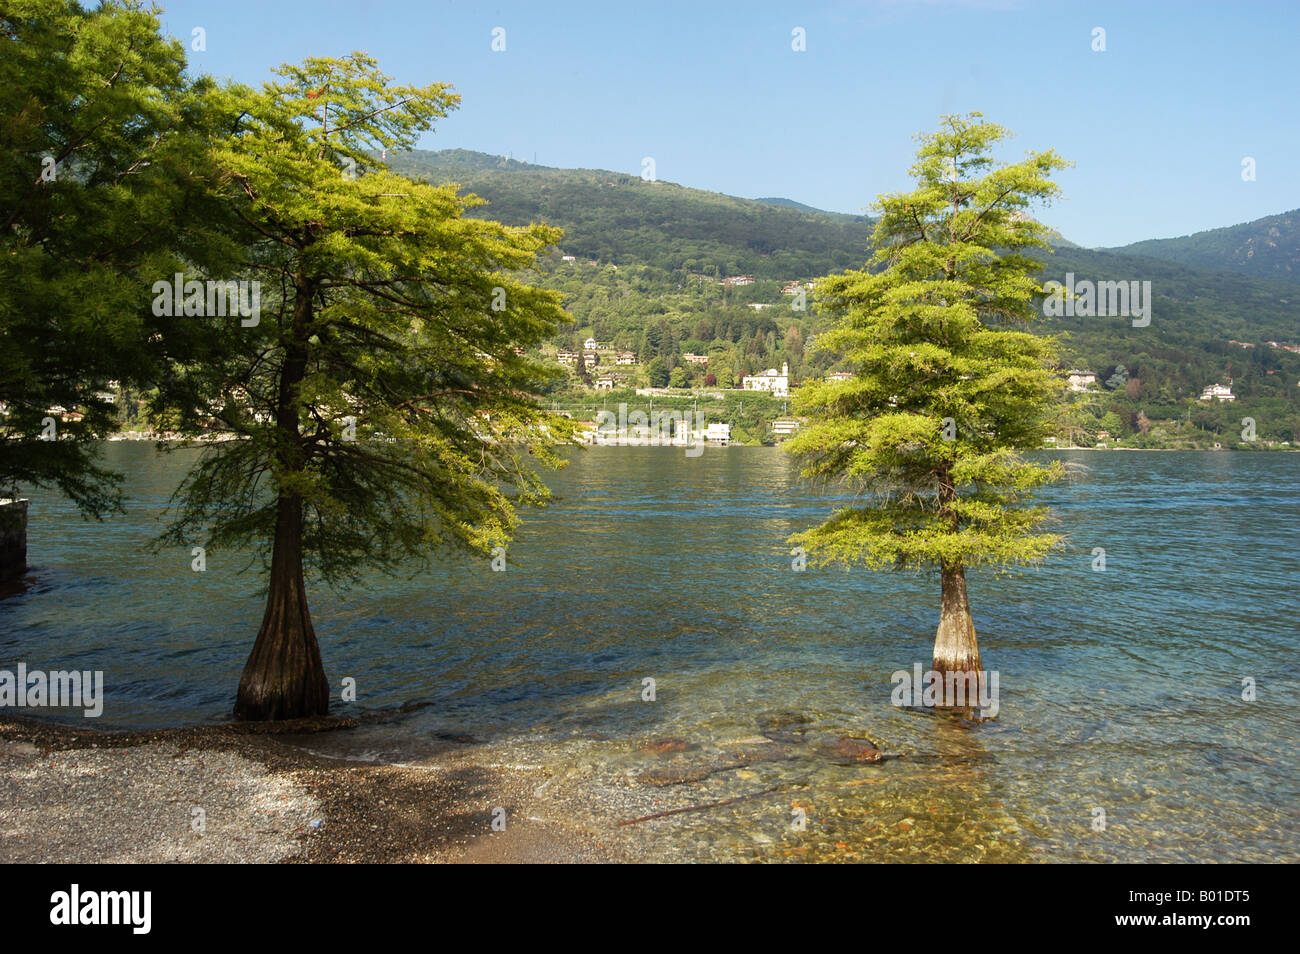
[0, 715, 635, 864]
[0, 708, 925, 864]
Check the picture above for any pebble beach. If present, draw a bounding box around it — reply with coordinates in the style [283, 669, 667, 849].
[0, 715, 634, 864]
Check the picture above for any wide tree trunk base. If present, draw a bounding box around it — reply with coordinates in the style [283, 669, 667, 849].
[233, 494, 330, 722]
[234, 600, 330, 721]
[931, 563, 989, 719]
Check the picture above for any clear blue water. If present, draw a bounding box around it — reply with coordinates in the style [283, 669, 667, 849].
[2, 443, 1297, 861]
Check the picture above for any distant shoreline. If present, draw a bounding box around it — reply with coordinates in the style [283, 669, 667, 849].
[1041, 445, 1299, 452]
[100, 433, 1299, 453]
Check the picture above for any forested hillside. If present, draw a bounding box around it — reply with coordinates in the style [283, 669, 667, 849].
[388, 149, 1300, 444]
[1107, 209, 1300, 285]
[387, 149, 875, 279]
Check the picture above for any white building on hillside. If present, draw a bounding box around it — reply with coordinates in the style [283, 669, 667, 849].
[1067, 370, 1097, 392]
[1199, 383, 1236, 402]
[742, 362, 790, 398]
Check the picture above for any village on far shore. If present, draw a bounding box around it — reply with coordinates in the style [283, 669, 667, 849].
[10, 271, 1298, 452]
[528, 319, 1300, 450]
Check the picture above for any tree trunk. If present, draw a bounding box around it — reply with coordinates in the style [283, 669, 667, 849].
[233, 271, 327, 721]
[932, 561, 983, 714]
[233, 491, 329, 720]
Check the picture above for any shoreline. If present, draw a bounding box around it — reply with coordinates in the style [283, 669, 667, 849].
[0, 714, 636, 864]
[104, 432, 1298, 453]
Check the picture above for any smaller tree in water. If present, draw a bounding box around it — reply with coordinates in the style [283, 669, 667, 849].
[786, 114, 1068, 714]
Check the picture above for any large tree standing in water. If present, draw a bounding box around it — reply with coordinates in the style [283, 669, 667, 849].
[161, 54, 574, 720]
[786, 114, 1067, 709]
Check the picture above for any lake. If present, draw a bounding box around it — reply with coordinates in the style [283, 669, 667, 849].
[2, 442, 1297, 862]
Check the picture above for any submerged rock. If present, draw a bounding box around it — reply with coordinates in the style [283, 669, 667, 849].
[1204, 748, 1270, 768]
[639, 737, 700, 754]
[636, 760, 742, 786]
[731, 742, 802, 765]
[821, 736, 887, 764]
[758, 710, 813, 743]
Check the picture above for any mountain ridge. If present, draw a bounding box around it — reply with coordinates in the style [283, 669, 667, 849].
[1103, 209, 1300, 285]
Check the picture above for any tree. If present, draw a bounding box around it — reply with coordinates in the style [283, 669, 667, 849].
[160, 54, 576, 720]
[0, 1, 226, 520]
[646, 357, 669, 388]
[786, 325, 805, 356]
[786, 114, 1068, 712]
[710, 356, 734, 388]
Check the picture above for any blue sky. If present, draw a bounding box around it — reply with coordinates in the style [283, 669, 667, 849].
[157, 0, 1299, 248]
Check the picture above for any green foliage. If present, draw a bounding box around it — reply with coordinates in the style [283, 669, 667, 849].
[0, 0, 228, 515]
[382, 150, 1300, 445]
[646, 357, 669, 388]
[157, 54, 578, 584]
[787, 114, 1068, 572]
[389, 149, 875, 280]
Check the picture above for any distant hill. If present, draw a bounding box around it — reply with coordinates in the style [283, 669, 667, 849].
[753, 197, 828, 214]
[1043, 243, 1299, 343]
[1105, 209, 1300, 285]
[390, 150, 1296, 341]
[383, 148, 1300, 440]
[384, 150, 1299, 435]
[387, 149, 874, 280]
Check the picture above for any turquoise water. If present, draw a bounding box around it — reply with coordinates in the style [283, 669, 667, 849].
[2, 443, 1297, 861]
